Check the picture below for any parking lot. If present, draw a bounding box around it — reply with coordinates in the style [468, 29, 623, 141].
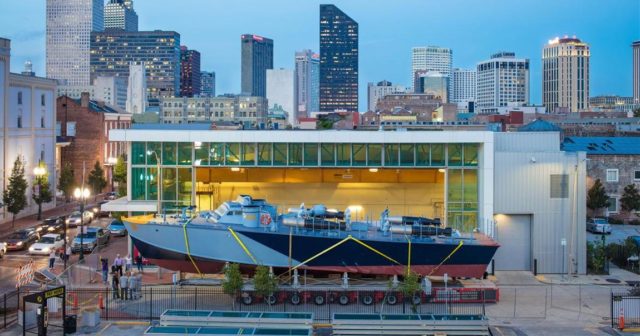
[587, 224, 640, 244]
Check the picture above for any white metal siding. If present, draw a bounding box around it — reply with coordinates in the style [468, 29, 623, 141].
[494, 132, 560, 152]
[494, 214, 531, 271]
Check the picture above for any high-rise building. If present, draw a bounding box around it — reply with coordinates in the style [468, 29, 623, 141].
[295, 49, 320, 118]
[104, 0, 138, 32]
[180, 46, 201, 97]
[90, 30, 181, 108]
[200, 71, 216, 97]
[127, 62, 147, 114]
[451, 68, 476, 104]
[411, 46, 452, 92]
[267, 68, 296, 125]
[367, 80, 407, 112]
[543, 36, 590, 113]
[160, 96, 267, 124]
[57, 76, 127, 111]
[46, 0, 104, 86]
[319, 4, 358, 112]
[415, 72, 449, 103]
[241, 34, 273, 97]
[633, 41, 640, 105]
[476, 52, 530, 114]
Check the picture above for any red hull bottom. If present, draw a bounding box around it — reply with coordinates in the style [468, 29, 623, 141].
[149, 258, 488, 278]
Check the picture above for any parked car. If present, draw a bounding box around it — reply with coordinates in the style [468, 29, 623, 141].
[28, 233, 65, 255]
[0, 242, 6, 258]
[106, 192, 117, 200]
[36, 216, 66, 234]
[66, 211, 93, 227]
[107, 219, 127, 237]
[93, 201, 110, 218]
[71, 227, 110, 253]
[587, 218, 612, 234]
[5, 229, 39, 251]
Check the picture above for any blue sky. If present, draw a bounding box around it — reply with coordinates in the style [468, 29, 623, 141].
[1, 0, 639, 109]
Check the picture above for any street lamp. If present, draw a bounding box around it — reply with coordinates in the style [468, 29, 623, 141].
[147, 150, 161, 215]
[74, 187, 90, 262]
[105, 156, 118, 192]
[33, 164, 47, 220]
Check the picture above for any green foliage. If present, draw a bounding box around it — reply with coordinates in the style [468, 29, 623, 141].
[253, 265, 278, 299]
[634, 108, 640, 118]
[222, 263, 243, 299]
[317, 119, 334, 130]
[586, 239, 607, 274]
[587, 179, 609, 213]
[3, 156, 28, 226]
[621, 184, 640, 214]
[111, 211, 126, 220]
[113, 155, 127, 197]
[88, 161, 107, 195]
[399, 271, 421, 297]
[58, 162, 75, 202]
[32, 164, 53, 206]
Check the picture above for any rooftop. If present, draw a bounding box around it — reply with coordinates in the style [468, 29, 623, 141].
[517, 119, 562, 132]
[562, 137, 640, 155]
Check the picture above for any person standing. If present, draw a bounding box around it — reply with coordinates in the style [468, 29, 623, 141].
[48, 250, 56, 269]
[65, 246, 71, 264]
[125, 255, 132, 272]
[114, 254, 123, 276]
[111, 271, 120, 299]
[128, 271, 136, 300]
[120, 272, 129, 300]
[135, 254, 143, 272]
[101, 258, 109, 284]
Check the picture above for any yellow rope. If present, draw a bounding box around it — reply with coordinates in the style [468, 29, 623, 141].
[182, 220, 203, 276]
[427, 240, 464, 276]
[227, 227, 258, 264]
[349, 236, 401, 265]
[407, 236, 412, 276]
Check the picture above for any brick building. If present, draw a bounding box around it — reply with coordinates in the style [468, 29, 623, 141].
[56, 93, 131, 187]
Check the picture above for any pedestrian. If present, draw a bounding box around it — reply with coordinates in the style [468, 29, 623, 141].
[101, 258, 109, 284]
[125, 255, 132, 272]
[65, 246, 71, 263]
[135, 254, 143, 272]
[128, 271, 136, 300]
[120, 272, 129, 300]
[48, 250, 56, 269]
[114, 254, 123, 276]
[135, 271, 143, 299]
[111, 271, 120, 299]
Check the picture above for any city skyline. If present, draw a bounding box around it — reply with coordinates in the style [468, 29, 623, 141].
[1, 0, 638, 110]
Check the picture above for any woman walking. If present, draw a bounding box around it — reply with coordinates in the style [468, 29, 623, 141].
[111, 269, 120, 299]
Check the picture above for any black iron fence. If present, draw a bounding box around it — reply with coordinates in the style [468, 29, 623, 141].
[612, 292, 640, 329]
[0, 289, 21, 329]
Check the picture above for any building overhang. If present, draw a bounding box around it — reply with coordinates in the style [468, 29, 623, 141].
[101, 197, 156, 213]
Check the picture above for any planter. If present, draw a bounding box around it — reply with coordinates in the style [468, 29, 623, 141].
[82, 308, 101, 327]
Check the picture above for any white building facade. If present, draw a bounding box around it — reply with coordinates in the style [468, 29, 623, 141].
[266, 69, 296, 125]
[294, 50, 320, 119]
[367, 80, 407, 112]
[57, 76, 127, 111]
[46, 0, 103, 86]
[476, 52, 530, 114]
[411, 46, 452, 92]
[451, 68, 476, 104]
[543, 37, 590, 113]
[127, 63, 147, 114]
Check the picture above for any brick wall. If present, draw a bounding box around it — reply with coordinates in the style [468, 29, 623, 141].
[586, 154, 640, 217]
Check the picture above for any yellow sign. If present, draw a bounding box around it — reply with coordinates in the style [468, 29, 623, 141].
[380, 115, 417, 122]
[45, 287, 65, 299]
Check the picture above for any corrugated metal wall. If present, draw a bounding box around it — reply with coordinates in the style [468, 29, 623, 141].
[495, 132, 561, 152]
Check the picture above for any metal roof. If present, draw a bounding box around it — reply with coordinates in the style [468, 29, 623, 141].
[517, 119, 562, 132]
[562, 137, 640, 155]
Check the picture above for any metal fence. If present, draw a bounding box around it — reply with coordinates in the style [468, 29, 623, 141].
[0, 289, 21, 329]
[612, 293, 640, 329]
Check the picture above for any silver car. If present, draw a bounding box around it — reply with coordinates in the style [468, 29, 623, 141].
[587, 218, 612, 234]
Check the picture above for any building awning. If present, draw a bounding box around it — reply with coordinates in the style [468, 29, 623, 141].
[101, 197, 157, 213]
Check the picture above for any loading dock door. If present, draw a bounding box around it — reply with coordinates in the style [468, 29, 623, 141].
[494, 214, 532, 271]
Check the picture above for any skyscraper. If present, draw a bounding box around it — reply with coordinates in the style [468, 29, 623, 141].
[46, 0, 104, 86]
[200, 71, 216, 97]
[633, 41, 640, 104]
[90, 30, 181, 108]
[451, 68, 476, 104]
[180, 46, 201, 97]
[267, 68, 296, 125]
[367, 80, 407, 112]
[476, 52, 530, 114]
[295, 49, 320, 118]
[127, 62, 147, 114]
[411, 46, 452, 92]
[543, 36, 590, 113]
[241, 34, 273, 97]
[416, 72, 449, 103]
[104, 0, 138, 32]
[319, 4, 358, 112]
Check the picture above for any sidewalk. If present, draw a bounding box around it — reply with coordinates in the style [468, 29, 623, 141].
[536, 263, 640, 286]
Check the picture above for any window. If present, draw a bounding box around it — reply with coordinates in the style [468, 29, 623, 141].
[17, 92, 22, 105]
[607, 197, 618, 214]
[550, 174, 569, 198]
[41, 116, 45, 128]
[606, 169, 619, 182]
[67, 122, 76, 136]
[55, 122, 61, 136]
[635, 170, 640, 181]
[17, 116, 22, 128]
[41, 94, 46, 106]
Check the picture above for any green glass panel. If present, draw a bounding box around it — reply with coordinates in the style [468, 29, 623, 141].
[303, 143, 318, 166]
[177, 168, 192, 204]
[416, 144, 430, 166]
[463, 143, 479, 166]
[352, 144, 366, 166]
[258, 143, 272, 166]
[447, 212, 464, 231]
[273, 143, 287, 165]
[209, 143, 224, 166]
[447, 169, 463, 202]
[146, 142, 161, 165]
[447, 203, 464, 211]
[177, 142, 192, 166]
[225, 143, 240, 165]
[146, 167, 158, 201]
[194, 142, 209, 166]
[400, 144, 415, 166]
[463, 212, 478, 232]
[131, 168, 146, 200]
[367, 144, 382, 166]
[288, 143, 302, 166]
[384, 144, 399, 166]
[336, 144, 351, 166]
[431, 144, 444, 166]
[463, 169, 478, 204]
[448, 144, 463, 166]
[241, 143, 255, 165]
[131, 142, 146, 165]
[161, 167, 177, 201]
[447, 212, 476, 232]
[321, 144, 335, 166]
[162, 142, 176, 165]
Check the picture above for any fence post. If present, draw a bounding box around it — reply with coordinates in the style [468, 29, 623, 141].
[194, 287, 198, 311]
[149, 288, 153, 322]
[611, 292, 614, 328]
[3, 293, 6, 328]
[513, 288, 517, 318]
[105, 288, 109, 320]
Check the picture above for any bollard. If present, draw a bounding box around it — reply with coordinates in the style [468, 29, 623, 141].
[619, 307, 625, 330]
[98, 294, 104, 309]
[533, 259, 538, 276]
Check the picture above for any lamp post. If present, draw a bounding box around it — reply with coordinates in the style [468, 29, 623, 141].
[33, 164, 46, 220]
[147, 150, 161, 214]
[74, 187, 90, 262]
[105, 156, 118, 193]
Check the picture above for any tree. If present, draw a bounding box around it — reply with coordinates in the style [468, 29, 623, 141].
[32, 163, 53, 220]
[620, 184, 640, 216]
[58, 162, 75, 203]
[87, 160, 107, 199]
[3, 156, 28, 227]
[399, 271, 422, 313]
[587, 179, 610, 215]
[113, 155, 127, 197]
[634, 108, 640, 118]
[253, 265, 278, 306]
[222, 263, 243, 309]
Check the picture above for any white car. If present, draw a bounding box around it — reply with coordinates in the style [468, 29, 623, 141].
[0, 242, 6, 258]
[28, 234, 64, 255]
[66, 211, 93, 227]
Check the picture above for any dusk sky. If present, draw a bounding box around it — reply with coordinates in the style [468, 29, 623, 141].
[1, 0, 638, 109]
